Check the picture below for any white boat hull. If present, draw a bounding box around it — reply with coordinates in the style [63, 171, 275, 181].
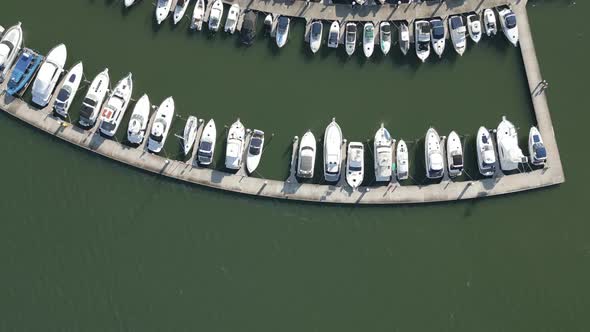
[148, 97, 175, 153]
[208, 0, 224, 32]
[297, 131, 317, 178]
[197, 119, 216, 166]
[483, 9, 497, 36]
[99, 73, 133, 137]
[346, 142, 364, 188]
[79, 68, 110, 127]
[476, 126, 496, 177]
[528, 126, 547, 166]
[173, 0, 190, 25]
[374, 126, 393, 182]
[363, 23, 374, 58]
[156, 0, 173, 24]
[396, 140, 409, 181]
[0, 23, 23, 82]
[190, 0, 205, 30]
[324, 120, 343, 182]
[496, 116, 527, 171]
[31, 43, 67, 107]
[183, 115, 199, 156]
[246, 130, 264, 174]
[425, 128, 444, 179]
[225, 119, 245, 170]
[446, 131, 464, 177]
[327, 21, 340, 49]
[224, 4, 240, 34]
[127, 94, 151, 144]
[54, 61, 84, 117]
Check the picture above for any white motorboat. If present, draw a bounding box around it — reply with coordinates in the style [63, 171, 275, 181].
[324, 118, 343, 182]
[327, 21, 340, 49]
[415, 20, 431, 62]
[528, 126, 547, 166]
[346, 142, 364, 189]
[0, 22, 22, 82]
[396, 139, 409, 181]
[31, 44, 67, 107]
[363, 23, 375, 58]
[264, 14, 273, 33]
[190, 0, 205, 30]
[476, 126, 496, 176]
[449, 15, 467, 56]
[496, 116, 527, 171]
[98, 73, 133, 137]
[173, 0, 190, 25]
[155, 0, 173, 25]
[374, 124, 393, 182]
[446, 131, 464, 177]
[379, 22, 391, 55]
[197, 119, 216, 166]
[399, 22, 410, 56]
[53, 61, 84, 118]
[225, 119, 246, 170]
[297, 131, 316, 179]
[148, 97, 175, 153]
[430, 18, 445, 58]
[127, 94, 151, 144]
[345, 22, 357, 56]
[208, 0, 223, 32]
[309, 20, 323, 54]
[467, 14, 482, 43]
[483, 9, 497, 36]
[246, 129, 265, 174]
[275, 16, 290, 48]
[182, 115, 199, 156]
[224, 3, 240, 34]
[124, 0, 137, 7]
[79, 68, 109, 127]
[499, 8, 518, 46]
[425, 127, 444, 179]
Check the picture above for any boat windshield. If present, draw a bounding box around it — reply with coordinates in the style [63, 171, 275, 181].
[534, 143, 547, 159]
[278, 18, 288, 31]
[14, 53, 32, 72]
[249, 138, 262, 155]
[346, 30, 356, 42]
[199, 141, 213, 153]
[350, 165, 362, 172]
[432, 25, 444, 39]
[150, 133, 163, 142]
[56, 88, 71, 102]
[450, 17, 463, 30]
[100, 120, 116, 132]
[312, 23, 321, 36]
[505, 14, 517, 29]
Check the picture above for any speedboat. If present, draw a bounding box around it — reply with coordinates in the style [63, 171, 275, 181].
[345, 22, 357, 56]
[425, 127, 444, 179]
[275, 16, 290, 48]
[127, 94, 151, 144]
[309, 20, 323, 54]
[124, 0, 137, 7]
[246, 129, 265, 174]
[54, 61, 84, 118]
[197, 119, 216, 166]
[446, 131, 464, 177]
[240, 10, 257, 45]
[78, 68, 110, 127]
[31, 44, 67, 107]
[430, 18, 445, 58]
[399, 22, 410, 56]
[363, 23, 375, 58]
[98, 73, 133, 137]
[324, 118, 343, 182]
[264, 14, 273, 34]
[415, 20, 431, 62]
[496, 116, 527, 172]
[528, 126, 547, 166]
[449, 15, 467, 56]
[155, 0, 173, 25]
[374, 124, 393, 182]
[225, 119, 246, 170]
[476, 126, 496, 176]
[396, 140, 409, 181]
[148, 97, 175, 153]
[0, 23, 23, 82]
[483, 9, 497, 36]
[183, 115, 199, 156]
[379, 22, 391, 55]
[498, 8, 518, 46]
[224, 3, 240, 34]
[190, 0, 205, 30]
[6, 48, 43, 96]
[297, 131, 316, 179]
[346, 142, 364, 189]
[173, 0, 190, 25]
[327, 21, 340, 49]
[467, 14, 482, 43]
[208, 0, 224, 32]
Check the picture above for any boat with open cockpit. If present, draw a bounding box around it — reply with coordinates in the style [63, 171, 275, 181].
[127, 94, 151, 144]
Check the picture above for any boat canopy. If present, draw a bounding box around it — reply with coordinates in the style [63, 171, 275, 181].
[311, 22, 322, 35]
[381, 24, 391, 33]
[432, 25, 444, 39]
[450, 16, 463, 30]
[249, 137, 262, 155]
[533, 143, 547, 159]
[56, 87, 71, 102]
[505, 14, 517, 29]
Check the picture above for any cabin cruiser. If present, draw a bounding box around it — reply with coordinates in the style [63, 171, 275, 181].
[379, 22, 391, 55]
[415, 20, 431, 62]
[399, 22, 410, 56]
[276, 16, 290, 48]
[297, 131, 316, 179]
[499, 8, 518, 46]
[467, 14, 482, 43]
[247, 130, 265, 174]
[190, 0, 205, 30]
[31, 44, 67, 107]
[449, 15, 467, 56]
[197, 119, 216, 166]
[396, 140, 409, 181]
[345, 22, 357, 56]
[528, 126, 547, 166]
[225, 119, 246, 170]
[155, 0, 173, 25]
[224, 4, 240, 34]
[127, 94, 151, 144]
[476, 126, 496, 176]
[363, 23, 375, 58]
[483, 9, 497, 36]
[99, 73, 133, 137]
[324, 119, 343, 182]
[374, 124, 393, 182]
[446, 131, 464, 177]
[79, 68, 110, 127]
[309, 21, 323, 54]
[0, 23, 23, 82]
[496, 116, 527, 171]
[6, 48, 43, 96]
[346, 142, 364, 189]
[183, 115, 199, 156]
[425, 127, 444, 179]
[327, 21, 340, 49]
[173, 0, 190, 25]
[208, 0, 224, 32]
[54, 61, 84, 118]
[240, 10, 257, 45]
[430, 18, 445, 58]
[148, 97, 175, 153]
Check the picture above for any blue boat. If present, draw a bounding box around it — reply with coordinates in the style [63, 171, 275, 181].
[6, 48, 43, 96]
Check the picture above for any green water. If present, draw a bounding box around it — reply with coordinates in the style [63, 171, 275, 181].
[0, 0, 588, 330]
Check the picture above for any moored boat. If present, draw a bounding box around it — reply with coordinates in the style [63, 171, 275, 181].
[415, 20, 431, 62]
[483, 9, 497, 36]
[173, 0, 190, 25]
[496, 116, 527, 171]
[309, 20, 323, 54]
[446, 131, 464, 177]
[467, 14, 482, 43]
[396, 139, 409, 181]
[78, 68, 110, 127]
[246, 129, 265, 174]
[399, 21, 410, 56]
[225, 119, 246, 170]
[224, 3, 240, 34]
[346, 142, 364, 188]
[425, 127, 444, 179]
[498, 7, 518, 46]
[374, 124, 393, 182]
[124, 0, 137, 7]
[190, 0, 205, 30]
[476, 126, 496, 176]
[197, 119, 216, 166]
[528, 126, 547, 166]
[0, 22, 23, 82]
[31, 43, 67, 107]
[297, 131, 316, 179]
[327, 21, 340, 49]
[183, 115, 199, 156]
[363, 22, 375, 58]
[345, 22, 357, 56]
[276, 16, 290, 48]
[54, 61, 84, 118]
[148, 97, 175, 153]
[240, 10, 257, 45]
[324, 118, 343, 182]
[449, 15, 467, 56]
[430, 18, 445, 58]
[379, 22, 391, 55]
[127, 94, 151, 144]
[98, 73, 133, 137]
[6, 48, 43, 96]
[208, 0, 224, 32]
[155, 0, 173, 25]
